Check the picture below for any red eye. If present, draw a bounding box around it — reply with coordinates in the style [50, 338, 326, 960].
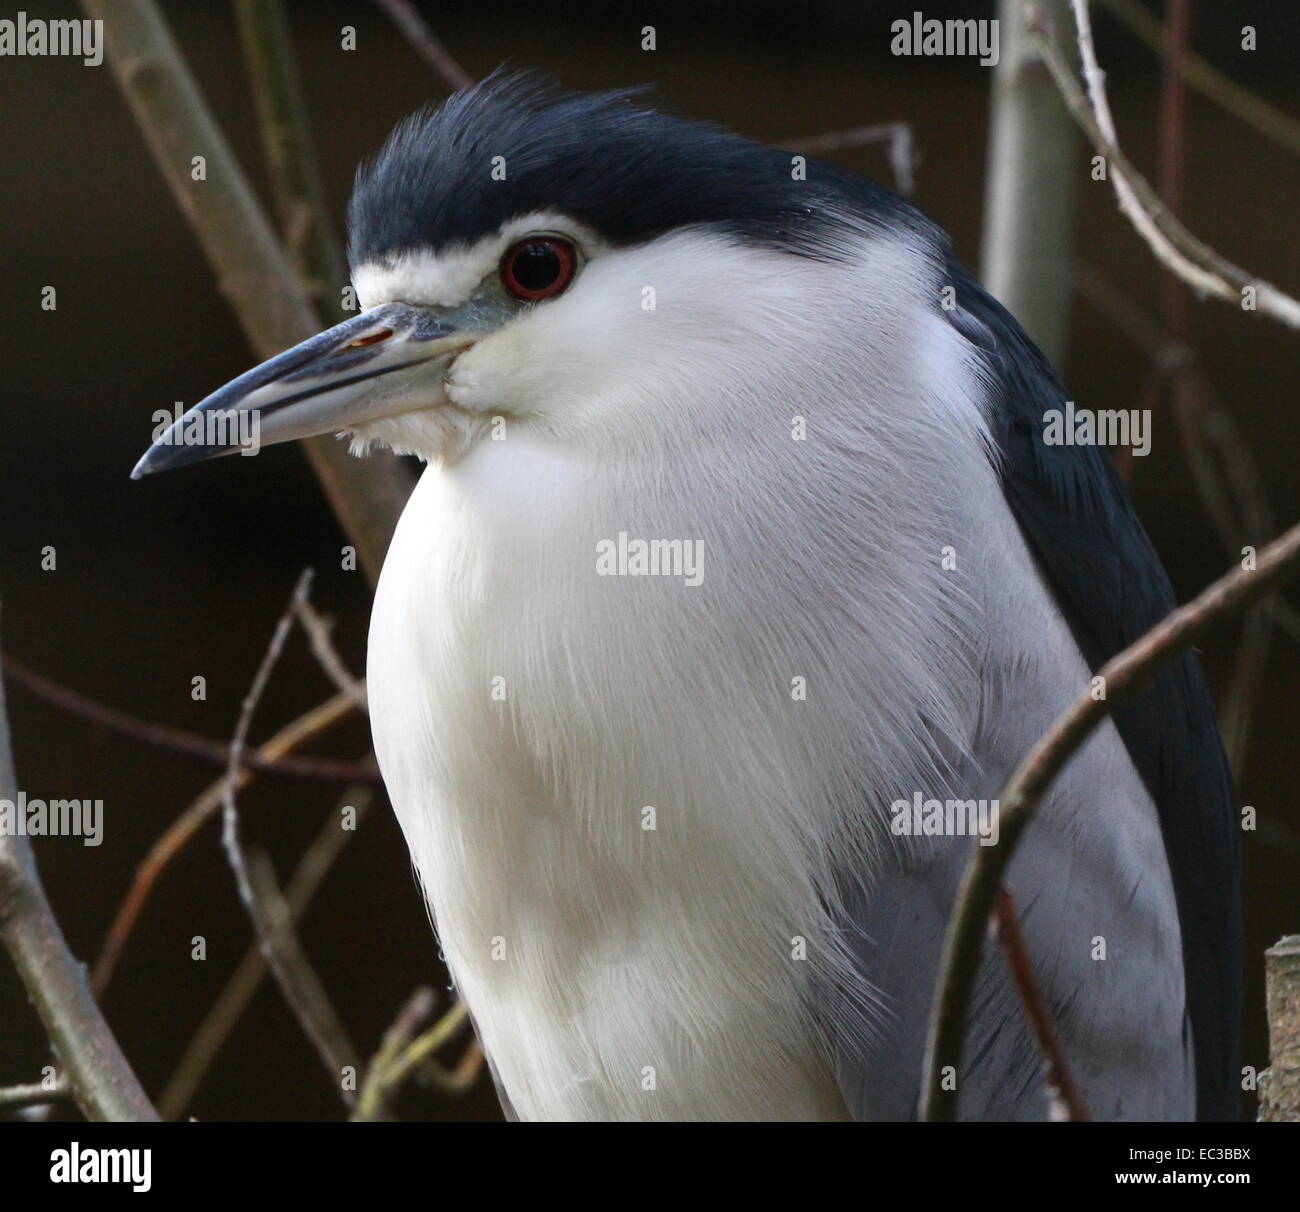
[500, 237, 577, 302]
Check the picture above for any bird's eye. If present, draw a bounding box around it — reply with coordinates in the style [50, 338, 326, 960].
[500, 237, 577, 302]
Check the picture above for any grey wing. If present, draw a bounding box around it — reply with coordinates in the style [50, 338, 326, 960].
[827, 262, 1224, 1121]
[832, 658, 1194, 1121]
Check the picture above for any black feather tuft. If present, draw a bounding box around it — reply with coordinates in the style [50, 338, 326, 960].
[347, 70, 934, 265]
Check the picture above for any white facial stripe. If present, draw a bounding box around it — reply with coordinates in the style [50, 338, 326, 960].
[352, 212, 608, 310]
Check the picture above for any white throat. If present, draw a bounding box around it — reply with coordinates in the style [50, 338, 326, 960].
[364, 226, 994, 1120]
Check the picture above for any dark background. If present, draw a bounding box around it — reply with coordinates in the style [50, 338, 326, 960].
[1, 0, 1296, 1121]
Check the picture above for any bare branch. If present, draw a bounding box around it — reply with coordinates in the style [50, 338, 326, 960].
[1074, 260, 1289, 772]
[1170, 378, 1275, 775]
[922, 517, 1300, 1120]
[371, 0, 474, 91]
[0, 1077, 70, 1112]
[0, 605, 159, 1122]
[79, 0, 415, 583]
[1025, 0, 1300, 328]
[1074, 264, 1300, 646]
[294, 599, 369, 713]
[160, 785, 373, 1120]
[992, 887, 1088, 1121]
[414, 1035, 485, 1096]
[778, 123, 916, 195]
[221, 570, 360, 1104]
[234, 0, 350, 319]
[1153, 0, 1192, 343]
[1098, 0, 1300, 161]
[245, 846, 360, 1092]
[351, 987, 437, 1121]
[92, 691, 358, 998]
[351, 1000, 471, 1121]
[2, 654, 375, 785]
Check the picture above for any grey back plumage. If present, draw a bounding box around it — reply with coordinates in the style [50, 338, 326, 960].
[831, 260, 1238, 1121]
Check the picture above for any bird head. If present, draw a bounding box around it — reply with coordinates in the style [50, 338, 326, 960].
[132, 72, 944, 478]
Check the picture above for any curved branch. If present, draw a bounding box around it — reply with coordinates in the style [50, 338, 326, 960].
[159, 784, 373, 1119]
[922, 518, 1300, 1120]
[352, 1001, 472, 1121]
[1026, 0, 1300, 328]
[91, 691, 358, 998]
[0, 606, 158, 1121]
[992, 888, 1088, 1121]
[221, 571, 360, 1100]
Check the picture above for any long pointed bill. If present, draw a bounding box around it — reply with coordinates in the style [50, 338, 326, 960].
[131, 302, 481, 478]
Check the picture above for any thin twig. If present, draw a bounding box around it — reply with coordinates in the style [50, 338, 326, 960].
[1074, 262, 1181, 360]
[1074, 266, 1256, 551]
[1098, 0, 1300, 161]
[1221, 593, 1272, 774]
[922, 517, 1300, 1120]
[235, 0, 350, 319]
[160, 785, 373, 1120]
[1076, 263, 1300, 652]
[80, 0, 414, 584]
[1075, 258, 1289, 770]
[0, 605, 159, 1122]
[1026, 0, 1300, 328]
[92, 691, 358, 998]
[1169, 380, 1275, 775]
[780, 123, 916, 195]
[1149, 0, 1272, 778]
[992, 888, 1089, 1121]
[246, 846, 361, 1091]
[371, 0, 474, 91]
[0, 1077, 70, 1111]
[351, 1001, 471, 1121]
[294, 600, 368, 712]
[221, 570, 360, 1104]
[2, 654, 375, 785]
[1155, 0, 1191, 345]
[416, 1036, 485, 1096]
[351, 986, 437, 1121]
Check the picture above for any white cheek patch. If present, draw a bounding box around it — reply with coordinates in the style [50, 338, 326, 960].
[351, 211, 608, 309]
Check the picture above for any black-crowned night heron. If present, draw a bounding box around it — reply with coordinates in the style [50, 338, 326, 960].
[134, 74, 1239, 1122]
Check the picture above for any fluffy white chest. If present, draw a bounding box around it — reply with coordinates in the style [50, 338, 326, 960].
[368, 442, 859, 1121]
[361, 244, 1003, 1121]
